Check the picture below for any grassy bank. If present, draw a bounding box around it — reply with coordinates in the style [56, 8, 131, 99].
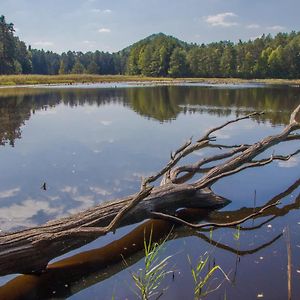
[0, 74, 174, 86]
[0, 74, 300, 87]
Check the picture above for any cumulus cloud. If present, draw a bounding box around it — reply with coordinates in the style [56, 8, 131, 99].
[267, 25, 285, 31]
[83, 40, 96, 46]
[0, 198, 63, 231]
[91, 8, 101, 13]
[91, 8, 112, 14]
[98, 28, 111, 33]
[204, 12, 238, 27]
[247, 24, 261, 29]
[100, 120, 112, 126]
[278, 156, 299, 168]
[0, 187, 20, 199]
[89, 186, 111, 196]
[60, 185, 78, 194]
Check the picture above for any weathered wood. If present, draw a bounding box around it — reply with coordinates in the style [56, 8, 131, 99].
[0, 185, 228, 276]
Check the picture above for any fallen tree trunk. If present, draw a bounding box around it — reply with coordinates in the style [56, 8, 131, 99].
[0, 105, 299, 276]
[1, 179, 298, 299]
[0, 185, 228, 276]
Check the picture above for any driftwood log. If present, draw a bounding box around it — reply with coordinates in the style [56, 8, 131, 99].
[0, 179, 298, 299]
[0, 105, 299, 276]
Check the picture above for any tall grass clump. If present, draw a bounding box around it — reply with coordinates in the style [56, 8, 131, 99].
[188, 252, 229, 300]
[131, 230, 172, 300]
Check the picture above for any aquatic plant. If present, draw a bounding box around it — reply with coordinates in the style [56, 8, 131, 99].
[131, 231, 172, 300]
[188, 252, 229, 300]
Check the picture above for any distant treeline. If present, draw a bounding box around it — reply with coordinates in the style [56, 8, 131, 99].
[1, 15, 300, 78]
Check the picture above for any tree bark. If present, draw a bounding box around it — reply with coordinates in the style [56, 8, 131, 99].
[0, 186, 227, 276]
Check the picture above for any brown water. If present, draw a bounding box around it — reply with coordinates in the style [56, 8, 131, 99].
[0, 83, 299, 299]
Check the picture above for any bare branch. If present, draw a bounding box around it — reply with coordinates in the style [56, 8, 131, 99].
[170, 145, 249, 183]
[198, 111, 264, 142]
[150, 201, 280, 229]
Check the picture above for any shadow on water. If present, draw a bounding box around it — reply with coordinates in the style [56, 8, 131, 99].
[0, 179, 298, 299]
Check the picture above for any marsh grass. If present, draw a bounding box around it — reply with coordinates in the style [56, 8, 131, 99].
[0, 74, 174, 86]
[130, 230, 173, 300]
[1, 74, 300, 86]
[233, 225, 241, 241]
[188, 252, 230, 300]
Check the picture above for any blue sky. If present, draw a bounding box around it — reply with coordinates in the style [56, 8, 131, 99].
[2, 0, 299, 53]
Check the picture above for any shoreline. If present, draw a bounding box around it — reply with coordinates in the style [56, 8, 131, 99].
[0, 74, 300, 88]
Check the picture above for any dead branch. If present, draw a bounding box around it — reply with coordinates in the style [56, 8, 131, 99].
[150, 201, 279, 229]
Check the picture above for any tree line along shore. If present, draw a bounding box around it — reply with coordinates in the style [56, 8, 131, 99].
[1, 15, 300, 80]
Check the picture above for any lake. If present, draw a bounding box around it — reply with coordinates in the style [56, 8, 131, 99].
[0, 83, 299, 299]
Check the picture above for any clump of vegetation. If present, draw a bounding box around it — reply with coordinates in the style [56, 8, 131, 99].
[130, 231, 172, 300]
[233, 225, 241, 241]
[188, 252, 230, 300]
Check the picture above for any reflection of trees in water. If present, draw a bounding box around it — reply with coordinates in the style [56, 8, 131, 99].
[0, 86, 299, 146]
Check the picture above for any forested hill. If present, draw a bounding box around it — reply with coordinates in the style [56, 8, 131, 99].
[1, 15, 300, 78]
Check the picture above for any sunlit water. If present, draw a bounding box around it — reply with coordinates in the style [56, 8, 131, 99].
[0, 84, 299, 299]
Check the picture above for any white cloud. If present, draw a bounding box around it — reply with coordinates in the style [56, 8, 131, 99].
[100, 120, 112, 126]
[0, 198, 63, 231]
[91, 8, 101, 13]
[60, 185, 78, 194]
[83, 40, 95, 45]
[98, 28, 111, 33]
[0, 187, 20, 199]
[204, 12, 238, 27]
[91, 8, 112, 14]
[89, 186, 111, 196]
[250, 34, 264, 40]
[278, 156, 299, 168]
[33, 41, 54, 47]
[267, 25, 285, 31]
[247, 24, 260, 29]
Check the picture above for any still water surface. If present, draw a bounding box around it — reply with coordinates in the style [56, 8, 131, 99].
[0, 84, 299, 299]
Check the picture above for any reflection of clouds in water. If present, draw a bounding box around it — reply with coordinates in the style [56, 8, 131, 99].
[100, 120, 112, 126]
[60, 186, 78, 194]
[89, 186, 111, 196]
[278, 156, 299, 168]
[93, 149, 101, 154]
[69, 195, 96, 214]
[0, 187, 20, 199]
[60, 185, 95, 213]
[60, 185, 111, 214]
[193, 151, 204, 157]
[37, 109, 57, 115]
[132, 172, 152, 179]
[215, 132, 231, 139]
[0, 198, 63, 231]
[48, 195, 60, 201]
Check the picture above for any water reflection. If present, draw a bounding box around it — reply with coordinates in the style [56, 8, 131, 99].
[0, 84, 299, 299]
[0, 180, 298, 299]
[0, 85, 299, 146]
